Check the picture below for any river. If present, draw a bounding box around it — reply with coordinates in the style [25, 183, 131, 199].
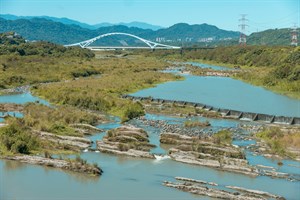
[1, 62, 300, 200]
[132, 76, 300, 117]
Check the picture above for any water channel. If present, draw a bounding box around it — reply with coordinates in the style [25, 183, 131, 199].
[1, 62, 300, 200]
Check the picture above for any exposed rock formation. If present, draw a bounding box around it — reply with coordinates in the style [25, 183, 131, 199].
[0, 103, 24, 112]
[33, 131, 92, 150]
[160, 132, 258, 176]
[163, 176, 285, 200]
[70, 123, 103, 135]
[4, 155, 102, 176]
[97, 125, 155, 159]
[226, 185, 285, 199]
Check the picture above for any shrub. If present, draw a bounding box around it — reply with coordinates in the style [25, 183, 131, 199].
[184, 120, 210, 127]
[11, 140, 29, 154]
[0, 119, 40, 154]
[44, 151, 52, 159]
[122, 102, 145, 122]
[213, 130, 232, 145]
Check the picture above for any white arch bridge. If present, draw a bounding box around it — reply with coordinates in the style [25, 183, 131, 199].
[64, 32, 181, 50]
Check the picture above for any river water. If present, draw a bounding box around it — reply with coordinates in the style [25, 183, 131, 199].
[132, 75, 300, 117]
[1, 62, 300, 200]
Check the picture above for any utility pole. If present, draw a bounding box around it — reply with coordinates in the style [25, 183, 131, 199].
[291, 24, 298, 46]
[239, 14, 248, 46]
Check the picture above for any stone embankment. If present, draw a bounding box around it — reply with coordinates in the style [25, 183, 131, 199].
[33, 131, 92, 150]
[123, 95, 300, 125]
[97, 125, 155, 159]
[4, 155, 102, 176]
[163, 176, 285, 200]
[160, 132, 259, 176]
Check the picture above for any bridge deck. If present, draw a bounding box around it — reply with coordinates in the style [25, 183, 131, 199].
[86, 46, 181, 50]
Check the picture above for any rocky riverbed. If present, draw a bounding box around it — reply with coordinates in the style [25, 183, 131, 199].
[160, 132, 259, 176]
[134, 116, 216, 137]
[97, 125, 155, 159]
[163, 176, 285, 199]
[128, 116, 299, 180]
[3, 155, 102, 176]
[33, 130, 92, 150]
[0, 85, 30, 94]
[0, 103, 24, 112]
[70, 123, 103, 135]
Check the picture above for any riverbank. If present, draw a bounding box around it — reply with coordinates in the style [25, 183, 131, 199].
[30, 55, 182, 121]
[177, 59, 300, 99]
[0, 85, 30, 95]
[138, 47, 300, 99]
[2, 155, 102, 176]
[251, 126, 300, 161]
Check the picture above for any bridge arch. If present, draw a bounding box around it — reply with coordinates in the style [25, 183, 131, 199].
[64, 32, 181, 49]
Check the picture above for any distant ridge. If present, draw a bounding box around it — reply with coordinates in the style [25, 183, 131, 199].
[0, 14, 163, 30]
[0, 15, 293, 46]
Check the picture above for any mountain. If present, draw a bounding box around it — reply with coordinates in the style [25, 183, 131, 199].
[0, 14, 95, 29]
[93, 22, 163, 30]
[0, 15, 295, 46]
[117, 22, 163, 31]
[0, 17, 154, 45]
[0, 17, 240, 46]
[142, 23, 240, 42]
[0, 18, 94, 44]
[247, 28, 294, 46]
[0, 14, 163, 30]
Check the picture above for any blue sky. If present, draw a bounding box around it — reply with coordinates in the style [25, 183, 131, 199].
[0, 0, 299, 32]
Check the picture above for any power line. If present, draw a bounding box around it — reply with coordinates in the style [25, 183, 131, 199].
[239, 14, 248, 46]
[291, 24, 298, 46]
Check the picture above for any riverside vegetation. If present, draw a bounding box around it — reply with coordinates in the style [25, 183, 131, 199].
[253, 126, 300, 160]
[1, 33, 300, 177]
[97, 125, 156, 158]
[138, 46, 300, 99]
[0, 103, 103, 176]
[0, 33, 179, 174]
[0, 32, 181, 121]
